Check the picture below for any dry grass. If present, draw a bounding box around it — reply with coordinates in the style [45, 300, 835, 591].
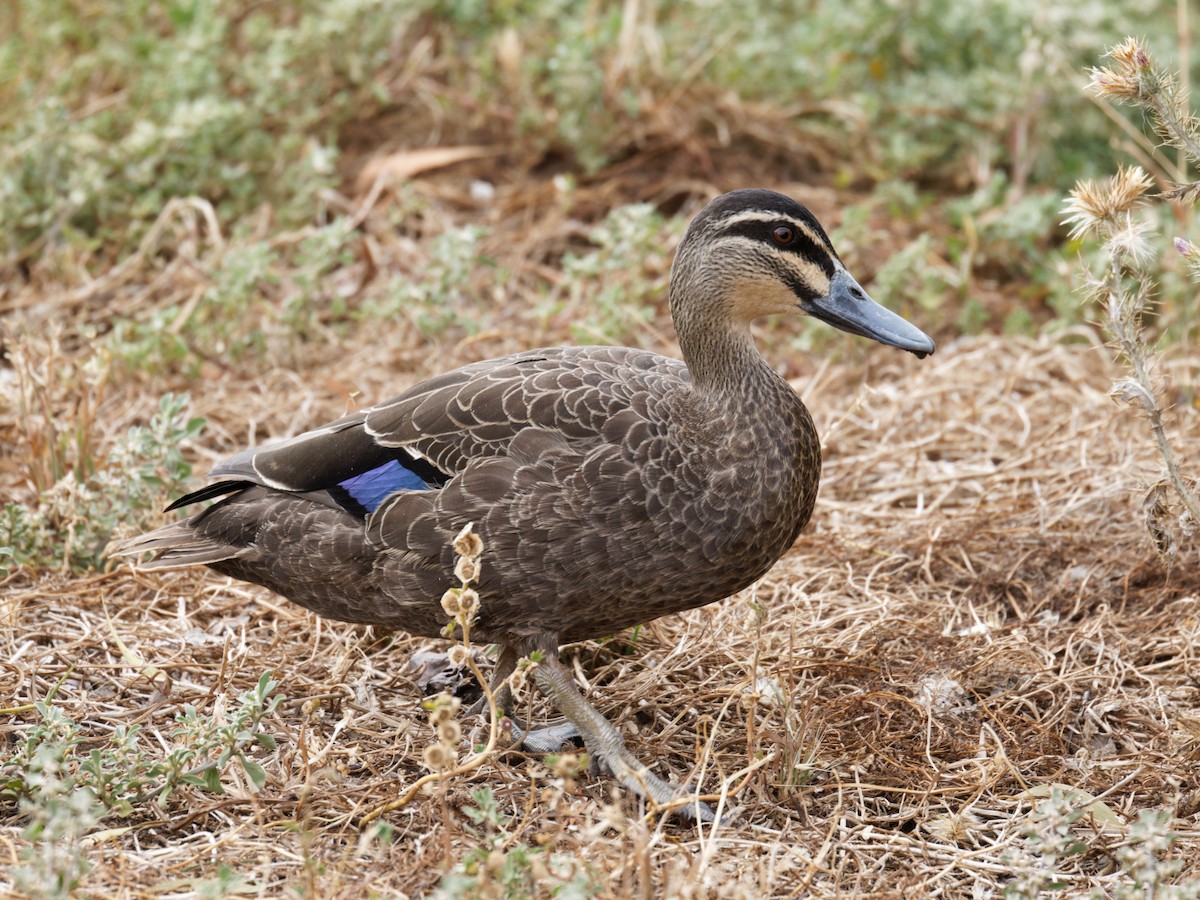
[4, 302, 1200, 895]
[2, 151, 1199, 895]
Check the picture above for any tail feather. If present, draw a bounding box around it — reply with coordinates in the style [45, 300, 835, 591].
[110, 521, 252, 570]
[165, 479, 252, 512]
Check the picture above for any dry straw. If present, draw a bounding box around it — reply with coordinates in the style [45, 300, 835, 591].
[3, 329, 1199, 896]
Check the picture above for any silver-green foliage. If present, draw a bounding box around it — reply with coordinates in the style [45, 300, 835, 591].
[434, 787, 597, 899]
[1001, 789, 1199, 899]
[561, 202, 675, 345]
[4, 0, 1171, 273]
[362, 224, 492, 338]
[1, 0, 403, 259]
[424, 0, 1169, 184]
[1, 392, 204, 570]
[4, 673, 281, 898]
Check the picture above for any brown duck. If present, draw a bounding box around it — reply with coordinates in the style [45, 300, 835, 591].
[116, 189, 934, 818]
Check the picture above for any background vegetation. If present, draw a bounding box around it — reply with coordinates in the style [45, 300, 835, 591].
[3, 0, 1199, 896]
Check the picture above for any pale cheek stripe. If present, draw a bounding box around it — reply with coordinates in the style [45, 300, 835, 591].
[722, 237, 832, 297]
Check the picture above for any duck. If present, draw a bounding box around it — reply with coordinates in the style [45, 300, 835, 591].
[115, 188, 934, 819]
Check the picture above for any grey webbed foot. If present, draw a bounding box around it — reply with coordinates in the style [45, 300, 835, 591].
[463, 642, 713, 821]
[530, 649, 715, 823]
[510, 719, 582, 754]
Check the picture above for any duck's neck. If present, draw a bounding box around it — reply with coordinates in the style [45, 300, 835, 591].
[672, 292, 783, 403]
[669, 252, 787, 400]
[680, 321, 770, 396]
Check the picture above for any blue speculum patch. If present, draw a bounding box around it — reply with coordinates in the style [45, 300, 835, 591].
[338, 459, 432, 512]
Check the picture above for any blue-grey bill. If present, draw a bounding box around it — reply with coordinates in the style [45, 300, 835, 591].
[807, 270, 936, 358]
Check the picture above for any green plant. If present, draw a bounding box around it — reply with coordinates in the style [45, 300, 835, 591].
[559, 203, 676, 346]
[1001, 789, 1199, 899]
[2, 673, 281, 813]
[866, 232, 952, 317]
[286, 218, 357, 330]
[2, 391, 205, 570]
[3, 674, 280, 896]
[361, 224, 490, 339]
[1108, 809, 1196, 899]
[433, 787, 597, 900]
[1, 0, 405, 266]
[10, 742, 100, 899]
[171, 235, 281, 365]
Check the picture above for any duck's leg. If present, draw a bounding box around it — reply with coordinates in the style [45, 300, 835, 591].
[468, 644, 582, 751]
[487, 643, 519, 715]
[531, 649, 714, 822]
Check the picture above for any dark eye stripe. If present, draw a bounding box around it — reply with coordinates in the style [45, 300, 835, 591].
[720, 220, 836, 278]
[777, 262, 822, 304]
[794, 208, 838, 257]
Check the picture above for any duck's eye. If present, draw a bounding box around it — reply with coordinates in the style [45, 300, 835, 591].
[772, 225, 795, 245]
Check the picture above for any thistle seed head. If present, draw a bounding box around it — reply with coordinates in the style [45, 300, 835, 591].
[1063, 166, 1153, 239]
[1107, 216, 1155, 265]
[1088, 37, 1153, 103]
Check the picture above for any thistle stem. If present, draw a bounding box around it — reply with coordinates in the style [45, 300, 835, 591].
[1101, 257, 1200, 527]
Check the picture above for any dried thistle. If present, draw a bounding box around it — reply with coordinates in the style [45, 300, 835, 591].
[1110, 378, 1157, 413]
[1106, 216, 1155, 265]
[1087, 37, 1154, 104]
[1143, 482, 1177, 563]
[1062, 166, 1153, 240]
[1162, 181, 1200, 205]
[1088, 37, 1200, 163]
[1069, 38, 1200, 562]
[926, 811, 982, 845]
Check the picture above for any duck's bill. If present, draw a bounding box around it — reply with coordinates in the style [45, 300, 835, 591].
[805, 270, 936, 358]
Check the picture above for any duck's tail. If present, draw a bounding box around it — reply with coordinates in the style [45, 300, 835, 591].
[109, 480, 258, 570]
[109, 520, 248, 570]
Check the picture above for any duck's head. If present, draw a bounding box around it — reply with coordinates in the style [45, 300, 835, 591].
[670, 188, 935, 358]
